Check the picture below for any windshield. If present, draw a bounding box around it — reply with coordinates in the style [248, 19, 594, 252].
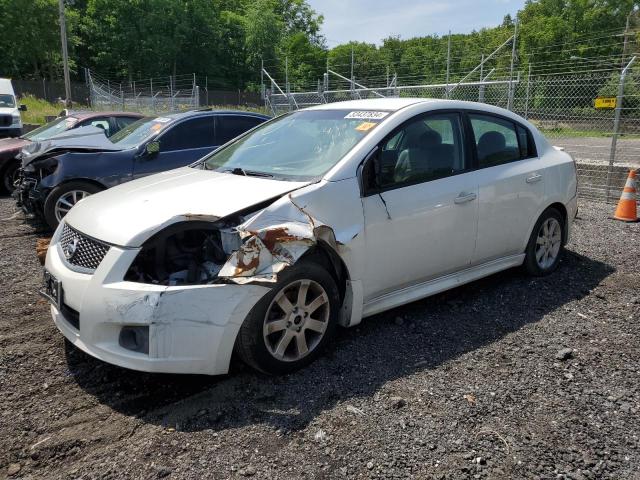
[0, 94, 16, 108]
[109, 116, 173, 148]
[23, 116, 79, 141]
[202, 109, 389, 180]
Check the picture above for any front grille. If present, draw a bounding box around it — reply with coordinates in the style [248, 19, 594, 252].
[0, 115, 11, 127]
[59, 223, 110, 271]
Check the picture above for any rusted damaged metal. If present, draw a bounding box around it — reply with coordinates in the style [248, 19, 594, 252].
[218, 194, 326, 284]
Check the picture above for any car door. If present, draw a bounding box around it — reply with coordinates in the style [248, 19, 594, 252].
[361, 111, 479, 301]
[215, 114, 266, 146]
[133, 115, 216, 178]
[466, 112, 544, 264]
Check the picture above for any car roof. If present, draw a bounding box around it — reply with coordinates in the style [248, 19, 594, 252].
[162, 109, 271, 120]
[306, 97, 533, 124]
[307, 97, 438, 112]
[69, 111, 145, 120]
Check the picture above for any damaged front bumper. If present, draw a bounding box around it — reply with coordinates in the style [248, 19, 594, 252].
[14, 170, 46, 220]
[46, 224, 271, 375]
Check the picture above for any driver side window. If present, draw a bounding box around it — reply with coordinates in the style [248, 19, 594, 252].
[370, 112, 466, 191]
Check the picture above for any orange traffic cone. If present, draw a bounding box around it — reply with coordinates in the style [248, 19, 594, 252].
[613, 169, 638, 222]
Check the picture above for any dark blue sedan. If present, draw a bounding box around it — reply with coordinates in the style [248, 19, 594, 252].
[16, 109, 270, 228]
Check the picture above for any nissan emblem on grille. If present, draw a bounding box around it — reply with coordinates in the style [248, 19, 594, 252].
[64, 237, 80, 261]
[59, 224, 110, 271]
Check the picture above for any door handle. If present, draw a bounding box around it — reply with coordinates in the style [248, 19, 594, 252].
[526, 173, 543, 183]
[454, 192, 477, 204]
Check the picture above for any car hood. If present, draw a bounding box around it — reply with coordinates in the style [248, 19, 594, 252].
[63, 167, 312, 247]
[0, 137, 29, 157]
[21, 126, 124, 166]
[0, 107, 17, 115]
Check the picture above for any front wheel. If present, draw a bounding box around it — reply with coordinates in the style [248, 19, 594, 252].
[523, 208, 564, 276]
[43, 181, 103, 230]
[1, 160, 19, 193]
[235, 259, 340, 375]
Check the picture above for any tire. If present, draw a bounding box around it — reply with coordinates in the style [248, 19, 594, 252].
[523, 207, 564, 276]
[235, 259, 340, 375]
[1, 159, 19, 194]
[43, 181, 103, 230]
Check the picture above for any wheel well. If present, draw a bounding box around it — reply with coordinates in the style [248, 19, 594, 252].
[0, 157, 19, 177]
[301, 242, 350, 301]
[0, 157, 19, 171]
[546, 202, 568, 245]
[54, 178, 107, 192]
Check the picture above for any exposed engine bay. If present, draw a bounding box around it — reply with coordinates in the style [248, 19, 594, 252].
[124, 219, 245, 286]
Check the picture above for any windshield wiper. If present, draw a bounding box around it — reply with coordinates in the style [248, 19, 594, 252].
[225, 167, 273, 178]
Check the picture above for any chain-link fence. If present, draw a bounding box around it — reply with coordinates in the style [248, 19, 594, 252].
[87, 70, 200, 113]
[263, 38, 640, 204]
[511, 68, 640, 202]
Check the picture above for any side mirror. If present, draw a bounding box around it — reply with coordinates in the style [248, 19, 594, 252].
[145, 141, 160, 156]
[19, 104, 27, 112]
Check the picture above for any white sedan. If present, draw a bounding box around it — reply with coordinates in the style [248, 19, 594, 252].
[42, 98, 577, 375]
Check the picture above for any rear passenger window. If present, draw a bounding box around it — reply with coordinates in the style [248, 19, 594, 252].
[469, 114, 520, 167]
[216, 115, 264, 144]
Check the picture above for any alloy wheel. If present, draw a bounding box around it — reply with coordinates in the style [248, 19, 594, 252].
[535, 217, 562, 270]
[54, 190, 91, 222]
[263, 279, 330, 362]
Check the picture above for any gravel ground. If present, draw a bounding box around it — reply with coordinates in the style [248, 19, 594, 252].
[0, 196, 639, 480]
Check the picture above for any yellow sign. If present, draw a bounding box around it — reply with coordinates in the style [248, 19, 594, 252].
[595, 97, 616, 109]
[355, 121, 377, 132]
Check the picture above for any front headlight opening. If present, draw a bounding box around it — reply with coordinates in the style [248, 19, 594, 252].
[125, 223, 241, 286]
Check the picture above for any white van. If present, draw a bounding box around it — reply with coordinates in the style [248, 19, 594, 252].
[0, 78, 27, 137]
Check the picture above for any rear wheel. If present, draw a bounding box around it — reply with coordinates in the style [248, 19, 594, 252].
[235, 260, 340, 375]
[43, 181, 102, 229]
[523, 208, 564, 276]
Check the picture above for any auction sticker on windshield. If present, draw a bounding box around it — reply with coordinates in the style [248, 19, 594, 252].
[344, 111, 389, 120]
[355, 121, 378, 131]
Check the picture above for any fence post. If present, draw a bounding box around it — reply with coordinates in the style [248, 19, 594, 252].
[285, 56, 292, 110]
[606, 55, 637, 202]
[478, 54, 484, 102]
[446, 30, 451, 99]
[507, 20, 518, 111]
[524, 62, 531, 119]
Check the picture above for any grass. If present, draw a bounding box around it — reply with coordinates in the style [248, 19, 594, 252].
[539, 127, 612, 138]
[17, 95, 86, 125]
